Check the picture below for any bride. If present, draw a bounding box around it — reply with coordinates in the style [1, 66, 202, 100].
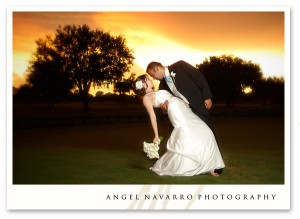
[134, 74, 225, 177]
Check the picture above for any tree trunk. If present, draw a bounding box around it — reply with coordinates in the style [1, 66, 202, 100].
[81, 90, 90, 111]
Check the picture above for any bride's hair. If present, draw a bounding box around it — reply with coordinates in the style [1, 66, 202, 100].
[133, 74, 148, 97]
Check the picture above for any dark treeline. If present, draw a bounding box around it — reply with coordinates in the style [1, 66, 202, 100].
[13, 24, 284, 110]
[196, 55, 284, 106]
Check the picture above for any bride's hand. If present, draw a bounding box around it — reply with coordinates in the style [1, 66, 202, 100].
[153, 137, 160, 145]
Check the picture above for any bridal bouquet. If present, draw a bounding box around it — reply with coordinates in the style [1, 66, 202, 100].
[143, 136, 163, 159]
[143, 142, 160, 159]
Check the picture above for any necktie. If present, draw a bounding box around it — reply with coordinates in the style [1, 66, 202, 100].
[165, 75, 173, 83]
[164, 76, 189, 104]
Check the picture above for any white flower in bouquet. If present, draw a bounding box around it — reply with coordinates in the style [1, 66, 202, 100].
[143, 142, 159, 159]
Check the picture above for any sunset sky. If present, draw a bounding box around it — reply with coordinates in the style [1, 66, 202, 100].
[11, 9, 286, 95]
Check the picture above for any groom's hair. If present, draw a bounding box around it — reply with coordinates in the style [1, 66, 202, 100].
[146, 62, 163, 72]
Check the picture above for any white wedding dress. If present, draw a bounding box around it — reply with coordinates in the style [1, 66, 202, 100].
[150, 90, 225, 176]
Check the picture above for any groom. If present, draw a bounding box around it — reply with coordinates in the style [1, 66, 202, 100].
[146, 60, 213, 128]
[146, 60, 223, 175]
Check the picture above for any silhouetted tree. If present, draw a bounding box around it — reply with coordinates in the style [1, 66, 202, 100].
[114, 73, 135, 95]
[27, 36, 72, 107]
[13, 84, 36, 103]
[114, 73, 135, 107]
[95, 91, 104, 97]
[252, 76, 284, 105]
[55, 24, 134, 110]
[196, 54, 263, 106]
[13, 86, 18, 95]
[27, 24, 134, 111]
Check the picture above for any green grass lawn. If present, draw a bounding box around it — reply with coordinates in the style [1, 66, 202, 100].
[13, 117, 285, 184]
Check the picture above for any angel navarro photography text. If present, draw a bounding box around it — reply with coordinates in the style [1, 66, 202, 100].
[105, 193, 277, 201]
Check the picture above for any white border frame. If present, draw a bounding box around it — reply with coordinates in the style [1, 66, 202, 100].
[7, 6, 290, 210]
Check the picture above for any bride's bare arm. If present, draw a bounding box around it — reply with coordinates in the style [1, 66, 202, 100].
[143, 96, 160, 144]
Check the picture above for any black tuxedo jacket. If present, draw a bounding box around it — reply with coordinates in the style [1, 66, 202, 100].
[159, 60, 213, 127]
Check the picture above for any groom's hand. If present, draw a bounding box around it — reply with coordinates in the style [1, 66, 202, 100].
[160, 100, 169, 113]
[204, 99, 212, 110]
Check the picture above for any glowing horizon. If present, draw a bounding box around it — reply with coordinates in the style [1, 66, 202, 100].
[12, 11, 286, 95]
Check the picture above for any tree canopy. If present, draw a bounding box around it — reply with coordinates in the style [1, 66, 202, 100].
[26, 24, 135, 110]
[26, 35, 72, 107]
[196, 54, 264, 106]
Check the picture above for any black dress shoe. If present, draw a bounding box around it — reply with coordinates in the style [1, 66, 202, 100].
[214, 168, 223, 175]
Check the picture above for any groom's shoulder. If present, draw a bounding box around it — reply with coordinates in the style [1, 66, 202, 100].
[170, 60, 186, 69]
[173, 60, 193, 68]
[174, 60, 187, 65]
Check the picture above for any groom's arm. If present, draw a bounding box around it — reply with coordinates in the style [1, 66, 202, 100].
[190, 68, 213, 110]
